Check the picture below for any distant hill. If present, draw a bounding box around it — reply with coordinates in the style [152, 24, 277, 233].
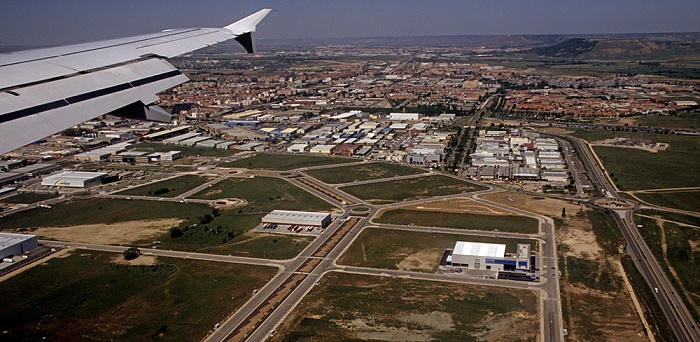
[528, 38, 598, 57]
[527, 37, 700, 60]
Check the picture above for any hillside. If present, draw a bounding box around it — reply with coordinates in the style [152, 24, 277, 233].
[528, 37, 700, 60]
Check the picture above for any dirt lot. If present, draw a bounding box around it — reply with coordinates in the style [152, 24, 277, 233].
[273, 273, 539, 341]
[33, 219, 182, 245]
[399, 197, 512, 216]
[480, 191, 584, 218]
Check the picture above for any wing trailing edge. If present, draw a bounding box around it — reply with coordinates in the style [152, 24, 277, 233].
[0, 9, 272, 155]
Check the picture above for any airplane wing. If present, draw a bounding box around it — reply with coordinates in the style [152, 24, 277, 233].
[0, 8, 272, 155]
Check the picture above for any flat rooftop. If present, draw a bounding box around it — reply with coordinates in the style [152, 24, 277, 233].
[0, 233, 36, 248]
[453, 241, 506, 258]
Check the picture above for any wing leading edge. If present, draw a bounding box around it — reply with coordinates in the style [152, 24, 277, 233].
[0, 8, 272, 155]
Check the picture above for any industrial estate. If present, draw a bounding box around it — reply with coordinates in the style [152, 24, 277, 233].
[1, 32, 699, 342]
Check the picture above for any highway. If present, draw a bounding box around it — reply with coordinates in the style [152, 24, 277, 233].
[556, 133, 700, 341]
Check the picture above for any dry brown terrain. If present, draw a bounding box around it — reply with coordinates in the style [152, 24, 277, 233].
[480, 191, 584, 218]
[399, 197, 512, 215]
[483, 190, 648, 341]
[34, 219, 183, 245]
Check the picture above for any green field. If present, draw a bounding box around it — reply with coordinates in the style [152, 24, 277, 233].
[190, 176, 336, 212]
[636, 214, 700, 321]
[634, 191, 700, 213]
[636, 209, 700, 227]
[374, 209, 539, 234]
[303, 162, 427, 184]
[338, 228, 537, 272]
[0, 250, 276, 341]
[276, 272, 538, 341]
[0, 192, 58, 204]
[116, 175, 212, 197]
[570, 130, 700, 191]
[0, 198, 211, 229]
[206, 233, 314, 259]
[339, 175, 488, 204]
[220, 153, 355, 170]
[633, 111, 700, 129]
[133, 142, 238, 158]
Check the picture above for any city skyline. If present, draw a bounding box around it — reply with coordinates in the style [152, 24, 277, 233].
[2, 0, 700, 47]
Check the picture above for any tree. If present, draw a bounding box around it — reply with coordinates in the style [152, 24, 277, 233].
[170, 227, 184, 238]
[123, 247, 141, 260]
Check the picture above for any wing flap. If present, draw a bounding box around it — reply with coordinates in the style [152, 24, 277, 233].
[0, 59, 188, 154]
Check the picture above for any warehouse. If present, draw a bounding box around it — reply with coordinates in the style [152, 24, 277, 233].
[261, 210, 332, 228]
[42, 171, 107, 188]
[447, 241, 530, 271]
[0, 233, 38, 260]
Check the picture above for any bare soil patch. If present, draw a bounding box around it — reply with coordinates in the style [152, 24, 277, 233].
[34, 219, 183, 245]
[480, 191, 584, 218]
[110, 254, 158, 266]
[396, 249, 442, 271]
[401, 197, 511, 215]
[558, 215, 603, 258]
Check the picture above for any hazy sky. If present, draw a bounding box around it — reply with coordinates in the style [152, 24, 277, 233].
[1, 0, 699, 47]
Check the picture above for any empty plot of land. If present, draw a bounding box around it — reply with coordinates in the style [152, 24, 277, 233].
[116, 175, 212, 198]
[481, 191, 584, 218]
[33, 219, 183, 245]
[190, 176, 336, 212]
[271, 272, 539, 341]
[303, 162, 427, 184]
[374, 208, 539, 234]
[402, 197, 511, 215]
[339, 175, 487, 204]
[0, 250, 277, 341]
[220, 153, 355, 171]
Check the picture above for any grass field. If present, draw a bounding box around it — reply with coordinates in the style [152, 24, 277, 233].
[570, 130, 700, 191]
[0, 250, 277, 341]
[303, 162, 427, 184]
[338, 228, 537, 272]
[116, 175, 212, 197]
[0, 192, 58, 204]
[636, 209, 700, 227]
[633, 111, 700, 129]
[0, 198, 211, 229]
[274, 272, 539, 341]
[339, 175, 488, 204]
[133, 142, 239, 158]
[219, 153, 355, 170]
[206, 233, 314, 259]
[190, 176, 336, 212]
[636, 214, 700, 321]
[374, 209, 539, 234]
[634, 191, 700, 213]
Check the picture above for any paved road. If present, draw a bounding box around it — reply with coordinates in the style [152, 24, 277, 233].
[558, 133, 700, 341]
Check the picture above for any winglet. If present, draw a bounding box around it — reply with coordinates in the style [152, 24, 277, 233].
[224, 8, 272, 53]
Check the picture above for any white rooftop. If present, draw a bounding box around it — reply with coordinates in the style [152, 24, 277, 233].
[0, 233, 36, 248]
[453, 241, 506, 258]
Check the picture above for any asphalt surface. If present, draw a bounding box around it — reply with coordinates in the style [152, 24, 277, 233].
[559, 133, 700, 341]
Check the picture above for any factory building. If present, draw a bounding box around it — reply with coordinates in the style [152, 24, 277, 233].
[0, 233, 39, 260]
[447, 241, 530, 271]
[261, 210, 332, 228]
[42, 171, 107, 188]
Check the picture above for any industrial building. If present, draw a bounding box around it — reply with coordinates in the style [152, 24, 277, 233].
[447, 241, 530, 271]
[0, 233, 38, 260]
[261, 210, 332, 228]
[42, 171, 107, 188]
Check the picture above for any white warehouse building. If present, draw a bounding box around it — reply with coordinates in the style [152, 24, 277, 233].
[0, 233, 39, 259]
[261, 210, 332, 228]
[447, 241, 530, 271]
[42, 171, 107, 188]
